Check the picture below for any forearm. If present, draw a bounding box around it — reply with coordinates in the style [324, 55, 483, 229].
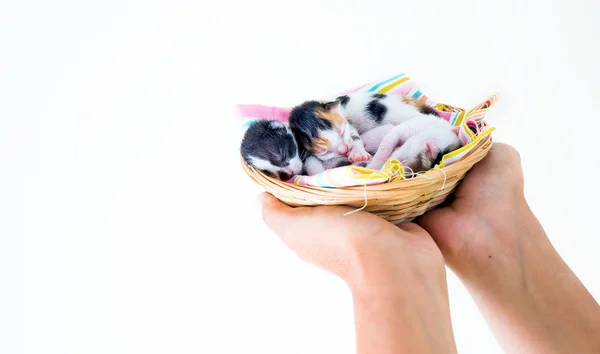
[453, 205, 600, 353]
[348, 237, 457, 354]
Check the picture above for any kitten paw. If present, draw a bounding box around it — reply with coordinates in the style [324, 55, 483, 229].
[348, 150, 371, 163]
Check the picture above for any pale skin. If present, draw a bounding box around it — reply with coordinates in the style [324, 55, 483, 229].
[259, 143, 600, 354]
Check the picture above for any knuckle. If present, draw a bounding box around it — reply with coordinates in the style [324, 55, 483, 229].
[493, 142, 522, 164]
[505, 145, 521, 162]
[499, 142, 520, 156]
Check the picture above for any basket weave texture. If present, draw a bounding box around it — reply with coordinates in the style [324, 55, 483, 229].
[241, 104, 494, 224]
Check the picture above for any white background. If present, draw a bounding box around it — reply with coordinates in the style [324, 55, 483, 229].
[1, 0, 599, 353]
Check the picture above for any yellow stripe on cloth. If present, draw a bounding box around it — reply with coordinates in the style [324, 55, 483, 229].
[345, 158, 404, 180]
[436, 127, 496, 168]
[378, 76, 411, 93]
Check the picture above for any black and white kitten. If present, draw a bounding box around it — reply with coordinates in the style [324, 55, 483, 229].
[334, 91, 442, 133]
[332, 92, 463, 174]
[240, 119, 303, 181]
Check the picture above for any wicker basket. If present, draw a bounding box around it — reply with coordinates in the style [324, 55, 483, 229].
[241, 104, 494, 224]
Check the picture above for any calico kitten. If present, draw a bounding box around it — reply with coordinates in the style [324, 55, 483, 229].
[240, 119, 303, 181]
[288, 100, 371, 164]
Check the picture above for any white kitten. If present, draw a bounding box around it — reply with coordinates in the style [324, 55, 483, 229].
[333, 92, 462, 175]
[365, 114, 459, 168]
[360, 124, 396, 155]
[388, 127, 461, 177]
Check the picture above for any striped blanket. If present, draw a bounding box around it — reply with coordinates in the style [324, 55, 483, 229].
[236, 73, 496, 188]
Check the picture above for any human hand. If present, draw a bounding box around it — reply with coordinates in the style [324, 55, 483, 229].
[417, 142, 539, 273]
[258, 192, 443, 287]
[418, 142, 600, 353]
[258, 193, 458, 353]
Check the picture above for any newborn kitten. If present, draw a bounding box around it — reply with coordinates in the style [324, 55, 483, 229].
[330, 91, 462, 175]
[359, 124, 396, 155]
[240, 119, 303, 181]
[391, 128, 461, 177]
[334, 91, 441, 134]
[365, 114, 461, 175]
[288, 100, 371, 164]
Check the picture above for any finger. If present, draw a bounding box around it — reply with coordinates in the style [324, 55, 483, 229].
[258, 192, 295, 236]
[454, 142, 524, 200]
[483, 142, 523, 175]
[490, 142, 521, 164]
[490, 142, 524, 180]
[397, 222, 430, 238]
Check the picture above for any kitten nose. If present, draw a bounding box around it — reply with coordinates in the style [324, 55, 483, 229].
[279, 172, 291, 181]
[338, 144, 348, 155]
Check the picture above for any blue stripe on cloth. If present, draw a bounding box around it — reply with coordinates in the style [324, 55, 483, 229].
[450, 112, 459, 125]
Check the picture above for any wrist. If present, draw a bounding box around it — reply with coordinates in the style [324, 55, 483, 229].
[344, 230, 404, 292]
[450, 200, 563, 296]
[345, 228, 445, 295]
[448, 197, 548, 278]
[347, 229, 457, 354]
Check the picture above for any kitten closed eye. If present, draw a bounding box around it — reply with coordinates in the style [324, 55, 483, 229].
[241, 119, 304, 180]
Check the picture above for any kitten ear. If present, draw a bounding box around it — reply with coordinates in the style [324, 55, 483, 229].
[324, 101, 339, 111]
[451, 126, 460, 135]
[425, 141, 439, 159]
[269, 120, 284, 129]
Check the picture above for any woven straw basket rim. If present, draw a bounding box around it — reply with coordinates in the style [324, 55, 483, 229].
[241, 105, 494, 223]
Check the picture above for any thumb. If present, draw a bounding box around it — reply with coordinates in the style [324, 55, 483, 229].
[258, 192, 295, 236]
[416, 207, 456, 251]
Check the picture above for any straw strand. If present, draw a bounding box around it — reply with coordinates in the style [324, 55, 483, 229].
[344, 183, 368, 216]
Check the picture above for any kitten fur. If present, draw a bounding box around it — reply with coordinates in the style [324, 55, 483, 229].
[391, 128, 461, 177]
[333, 91, 442, 134]
[240, 119, 303, 181]
[359, 124, 396, 155]
[332, 91, 461, 175]
[365, 115, 461, 175]
[288, 100, 371, 164]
